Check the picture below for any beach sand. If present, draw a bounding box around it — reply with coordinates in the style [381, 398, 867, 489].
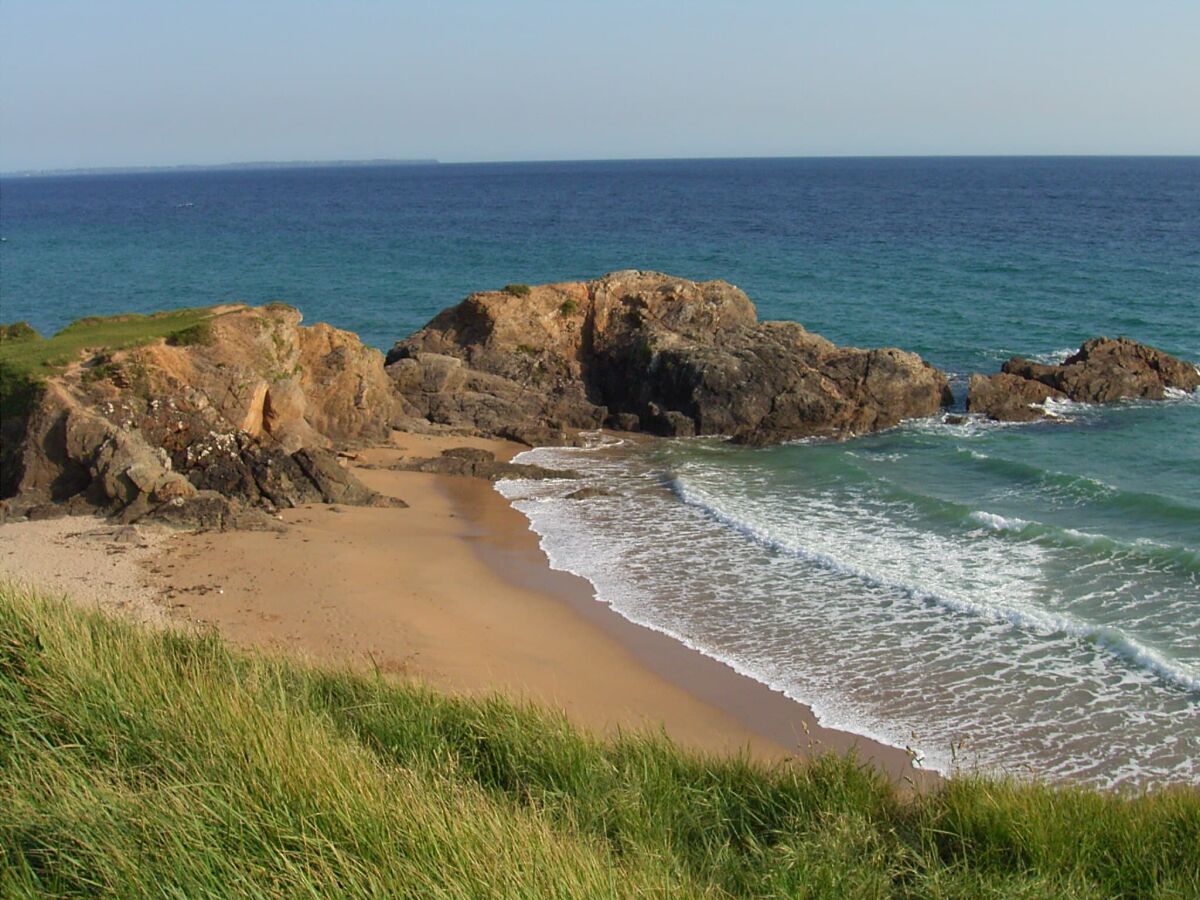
[0, 431, 932, 785]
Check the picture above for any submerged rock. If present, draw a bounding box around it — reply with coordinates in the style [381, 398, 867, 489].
[387, 271, 952, 446]
[564, 486, 615, 501]
[967, 338, 1199, 422]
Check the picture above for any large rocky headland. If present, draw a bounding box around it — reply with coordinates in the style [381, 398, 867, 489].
[2, 271, 1197, 527]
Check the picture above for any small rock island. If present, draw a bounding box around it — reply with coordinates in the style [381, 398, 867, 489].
[967, 337, 1200, 422]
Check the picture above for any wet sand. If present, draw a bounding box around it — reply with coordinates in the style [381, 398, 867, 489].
[0, 431, 933, 784]
[441, 473, 935, 785]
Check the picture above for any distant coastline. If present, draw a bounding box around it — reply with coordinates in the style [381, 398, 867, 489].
[7, 155, 1197, 179]
[2, 158, 439, 178]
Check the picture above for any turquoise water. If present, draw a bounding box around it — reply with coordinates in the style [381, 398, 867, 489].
[502, 401, 1198, 787]
[3, 158, 1198, 786]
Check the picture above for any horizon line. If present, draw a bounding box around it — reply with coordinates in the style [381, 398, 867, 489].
[4, 152, 1199, 178]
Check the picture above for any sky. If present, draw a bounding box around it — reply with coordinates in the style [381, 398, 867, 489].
[1, 0, 1197, 170]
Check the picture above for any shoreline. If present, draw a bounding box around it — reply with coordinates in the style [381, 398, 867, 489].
[439, 473, 938, 786]
[0, 431, 932, 786]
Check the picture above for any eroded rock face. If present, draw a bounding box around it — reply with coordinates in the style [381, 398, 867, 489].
[968, 338, 1199, 421]
[388, 272, 952, 445]
[4, 304, 398, 527]
[125, 304, 399, 453]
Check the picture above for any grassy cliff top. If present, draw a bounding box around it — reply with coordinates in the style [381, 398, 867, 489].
[0, 307, 222, 418]
[2, 582, 1196, 897]
[0, 307, 222, 377]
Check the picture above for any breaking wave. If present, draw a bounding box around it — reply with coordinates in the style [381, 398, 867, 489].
[671, 477, 1200, 694]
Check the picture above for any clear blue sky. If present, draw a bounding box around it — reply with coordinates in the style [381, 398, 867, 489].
[2, 0, 1197, 170]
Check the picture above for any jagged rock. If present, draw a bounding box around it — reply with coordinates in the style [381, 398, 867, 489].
[394, 447, 579, 482]
[292, 447, 404, 507]
[5, 494, 101, 522]
[7, 383, 92, 502]
[966, 373, 1065, 423]
[55, 410, 180, 510]
[647, 405, 697, 438]
[968, 338, 1199, 421]
[1009, 338, 1200, 402]
[2, 304, 404, 528]
[245, 447, 324, 508]
[148, 304, 397, 451]
[388, 271, 952, 445]
[612, 412, 641, 433]
[497, 424, 571, 448]
[124, 463, 162, 494]
[26, 503, 73, 522]
[132, 491, 285, 532]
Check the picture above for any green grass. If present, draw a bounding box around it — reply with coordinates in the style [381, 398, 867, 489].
[0, 308, 219, 418]
[1, 583, 1196, 898]
[0, 323, 40, 343]
[165, 319, 214, 347]
[503, 283, 532, 297]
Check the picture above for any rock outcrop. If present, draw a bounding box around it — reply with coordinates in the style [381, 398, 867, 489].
[4, 304, 401, 528]
[7, 283, 1194, 526]
[387, 272, 952, 445]
[393, 447, 579, 482]
[965, 373, 1066, 423]
[968, 338, 1199, 422]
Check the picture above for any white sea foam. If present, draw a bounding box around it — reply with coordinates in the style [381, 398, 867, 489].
[497, 441, 1200, 788]
[1036, 396, 1082, 418]
[903, 415, 1020, 438]
[968, 510, 1031, 531]
[1163, 385, 1200, 404]
[672, 479, 1200, 694]
[968, 510, 1114, 547]
[497, 474, 958, 775]
[985, 346, 1074, 366]
[1028, 347, 1076, 365]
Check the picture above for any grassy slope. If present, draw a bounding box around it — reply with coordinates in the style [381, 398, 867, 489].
[0, 308, 217, 417]
[1, 583, 1197, 898]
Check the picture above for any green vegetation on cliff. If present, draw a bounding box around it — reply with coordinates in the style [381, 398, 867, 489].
[0, 308, 218, 418]
[1, 583, 1196, 897]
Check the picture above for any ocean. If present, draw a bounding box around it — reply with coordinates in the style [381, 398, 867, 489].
[2, 157, 1197, 788]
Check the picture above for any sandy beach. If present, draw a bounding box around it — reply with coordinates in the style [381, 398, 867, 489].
[0, 431, 930, 784]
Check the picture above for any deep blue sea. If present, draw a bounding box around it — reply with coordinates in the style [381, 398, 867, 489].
[3, 158, 1198, 787]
